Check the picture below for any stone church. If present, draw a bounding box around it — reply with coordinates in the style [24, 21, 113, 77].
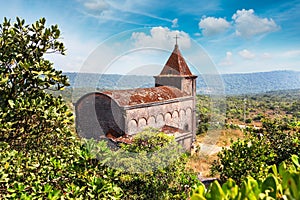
[75, 43, 197, 151]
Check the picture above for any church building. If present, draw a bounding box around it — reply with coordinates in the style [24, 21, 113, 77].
[75, 43, 197, 151]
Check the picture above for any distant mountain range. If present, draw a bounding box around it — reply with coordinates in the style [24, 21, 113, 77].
[64, 70, 300, 95]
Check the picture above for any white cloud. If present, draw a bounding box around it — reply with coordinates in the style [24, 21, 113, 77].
[131, 26, 191, 49]
[219, 51, 233, 66]
[171, 18, 178, 28]
[45, 34, 98, 72]
[238, 49, 255, 59]
[78, 0, 176, 27]
[199, 16, 230, 36]
[232, 9, 279, 37]
[261, 52, 272, 59]
[282, 50, 300, 58]
[82, 0, 109, 11]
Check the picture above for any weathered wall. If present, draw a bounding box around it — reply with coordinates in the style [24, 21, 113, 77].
[154, 76, 182, 91]
[75, 93, 101, 139]
[175, 131, 193, 151]
[76, 93, 125, 139]
[124, 98, 194, 134]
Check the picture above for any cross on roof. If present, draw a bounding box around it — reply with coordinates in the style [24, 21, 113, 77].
[174, 35, 179, 45]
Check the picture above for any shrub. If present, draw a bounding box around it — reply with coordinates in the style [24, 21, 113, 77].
[191, 155, 300, 200]
[111, 128, 200, 199]
[210, 137, 274, 184]
[211, 119, 300, 184]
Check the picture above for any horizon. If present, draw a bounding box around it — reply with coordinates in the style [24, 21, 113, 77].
[1, 1, 300, 74]
[64, 69, 300, 76]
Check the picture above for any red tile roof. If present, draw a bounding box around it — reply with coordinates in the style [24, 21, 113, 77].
[102, 86, 186, 107]
[159, 44, 193, 76]
[160, 125, 185, 134]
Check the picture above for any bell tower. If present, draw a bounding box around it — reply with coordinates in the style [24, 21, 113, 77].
[154, 42, 198, 142]
[154, 43, 197, 97]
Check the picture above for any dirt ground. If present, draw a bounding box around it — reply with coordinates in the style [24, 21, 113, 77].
[187, 128, 244, 178]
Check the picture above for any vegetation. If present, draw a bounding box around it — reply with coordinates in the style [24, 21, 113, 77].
[0, 16, 120, 199]
[211, 119, 300, 184]
[108, 128, 200, 199]
[225, 90, 300, 125]
[191, 155, 300, 200]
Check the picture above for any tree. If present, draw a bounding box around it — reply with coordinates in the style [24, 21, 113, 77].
[0, 17, 82, 198]
[211, 119, 300, 184]
[0, 17, 125, 199]
[0, 17, 71, 150]
[110, 128, 200, 199]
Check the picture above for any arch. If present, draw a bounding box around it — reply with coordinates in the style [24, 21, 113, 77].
[138, 117, 147, 131]
[184, 123, 189, 131]
[172, 110, 179, 118]
[179, 109, 186, 118]
[179, 109, 186, 127]
[156, 113, 164, 127]
[147, 115, 156, 128]
[171, 110, 180, 127]
[128, 119, 138, 135]
[186, 107, 192, 118]
[75, 92, 124, 139]
[164, 112, 172, 125]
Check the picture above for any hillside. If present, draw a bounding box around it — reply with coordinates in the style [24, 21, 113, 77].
[65, 70, 300, 95]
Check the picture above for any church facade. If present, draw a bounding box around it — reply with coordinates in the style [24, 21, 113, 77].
[75, 44, 197, 151]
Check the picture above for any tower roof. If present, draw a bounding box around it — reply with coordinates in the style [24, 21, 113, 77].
[159, 44, 193, 76]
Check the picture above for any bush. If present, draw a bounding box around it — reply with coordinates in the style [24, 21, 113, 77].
[111, 128, 200, 199]
[211, 119, 300, 184]
[191, 155, 300, 200]
[210, 137, 273, 184]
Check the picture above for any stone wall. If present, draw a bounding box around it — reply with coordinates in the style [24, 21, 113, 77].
[76, 93, 125, 139]
[124, 98, 194, 135]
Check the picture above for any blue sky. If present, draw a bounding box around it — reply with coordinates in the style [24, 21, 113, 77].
[1, 0, 300, 74]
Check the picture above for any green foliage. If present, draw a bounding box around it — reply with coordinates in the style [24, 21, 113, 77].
[196, 95, 211, 134]
[191, 155, 300, 200]
[225, 90, 300, 126]
[211, 137, 273, 184]
[111, 128, 200, 199]
[196, 95, 225, 135]
[0, 16, 69, 150]
[0, 140, 123, 199]
[211, 119, 300, 184]
[120, 127, 175, 153]
[245, 118, 252, 124]
[0, 17, 123, 199]
[260, 119, 300, 165]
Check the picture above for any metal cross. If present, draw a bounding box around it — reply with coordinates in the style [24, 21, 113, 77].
[174, 35, 179, 45]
